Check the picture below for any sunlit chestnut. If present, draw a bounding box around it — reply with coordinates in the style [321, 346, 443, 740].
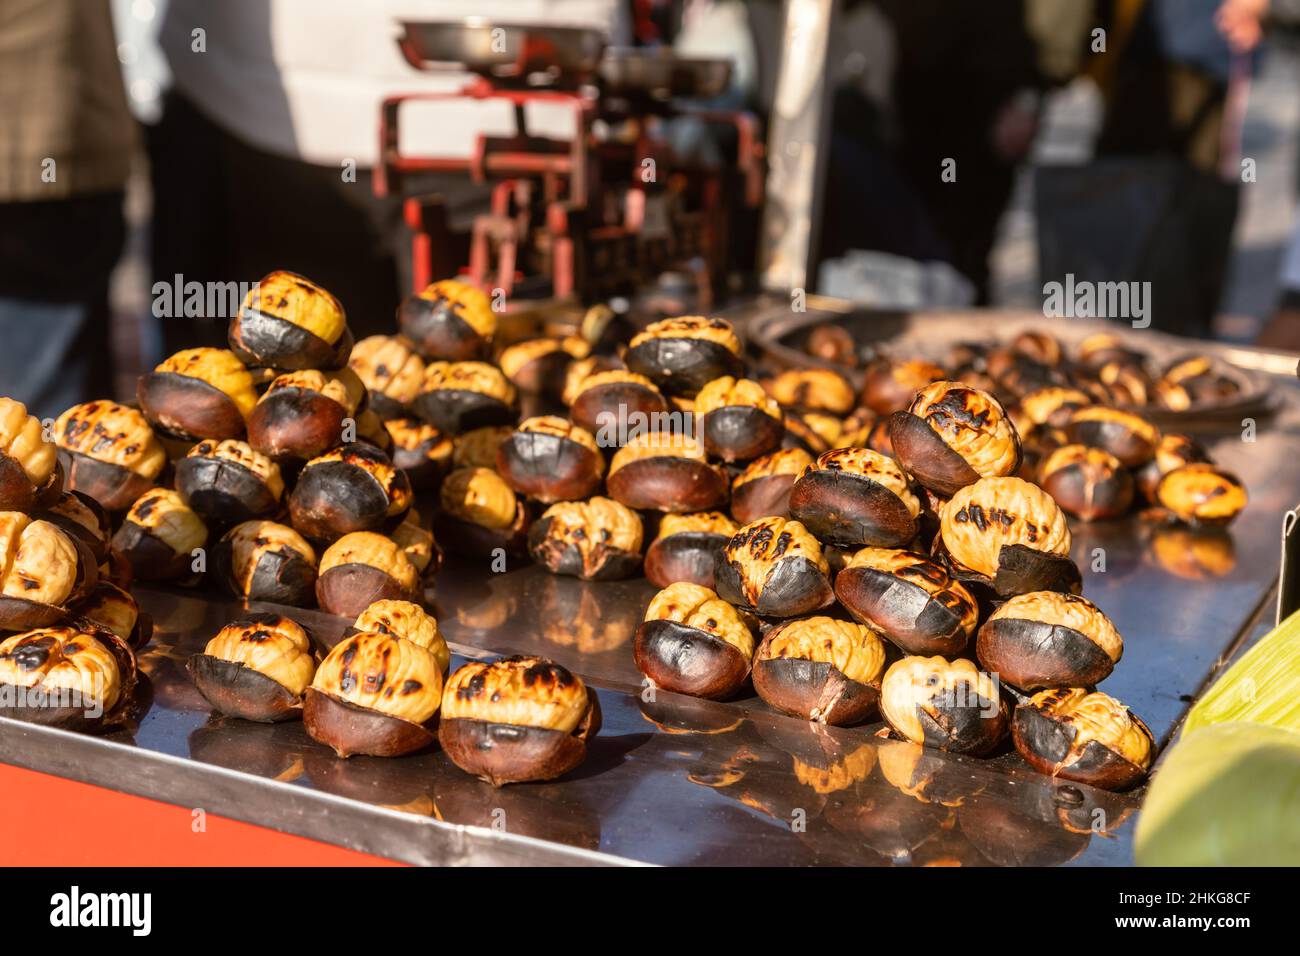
[730, 447, 813, 525]
[753, 616, 886, 725]
[305, 629, 442, 757]
[413, 360, 516, 433]
[449, 425, 511, 470]
[695, 376, 783, 462]
[806, 324, 858, 366]
[497, 416, 604, 503]
[53, 401, 166, 511]
[229, 270, 352, 370]
[435, 466, 529, 557]
[763, 367, 856, 416]
[188, 613, 316, 722]
[1155, 463, 1247, 527]
[834, 548, 978, 656]
[439, 655, 600, 785]
[69, 580, 152, 650]
[789, 447, 920, 548]
[215, 520, 318, 607]
[110, 488, 206, 581]
[1011, 330, 1063, 366]
[0, 512, 96, 630]
[938, 476, 1079, 596]
[607, 431, 728, 513]
[1094, 360, 1154, 406]
[382, 417, 452, 491]
[714, 516, 834, 617]
[498, 336, 589, 397]
[644, 511, 736, 589]
[349, 599, 449, 675]
[0, 625, 134, 729]
[174, 439, 283, 526]
[137, 347, 257, 441]
[1014, 387, 1092, 433]
[397, 278, 495, 361]
[860, 358, 947, 415]
[347, 334, 425, 419]
[1066, 406, 1158, 467]
[1038, 444, 1133, 521]
[315, 531, 420, 618]
[288, 443, 412, 541]
[977, 591, 1122, 690]
[40, 491, 111, 563]
[1136, 432, 1210, 503]
[880, 655, 1008, 755]
[624, 316, 743, 397]
[246, 367, 367, 462]
[1156, 356, 1240, 410]
[566, 368, 671, 443]
[634, 582, 755, 699]
[0, 398, 61, 511]
[528, 496, 644, 580]
[889, 381, 1022, 496]
[1011, 688, 1153, 790]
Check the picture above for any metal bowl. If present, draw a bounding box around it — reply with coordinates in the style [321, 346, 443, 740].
[397, 19, 606, 83]
[598, 48, 733, 100]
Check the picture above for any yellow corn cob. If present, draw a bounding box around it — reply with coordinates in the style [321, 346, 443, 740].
[1182, 609, 1300, 735]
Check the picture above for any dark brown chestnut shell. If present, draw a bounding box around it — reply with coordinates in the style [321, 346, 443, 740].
[288, 444, 411, 542]
[976, 618, 1115, 691]
[174, 455, 279, 526]
[413, 388, 514, 434]
[56, 449, 157, 513]
[752, 654, 879, 726]
[229, 307, 353, 370]
[934, 536, 1082, 599]
[713, 553, 834, 619]
[111, 520, 196, 581]
[702, 407, 783, 463]
[607, 458, 729, 513]
[526, 516, 642, 581]
[788, 469, 918, 549]
[136, 371, 246, 442]
[247, 388, 352, 463]
[1011, 702, 1149, 790]
[624, 337, 743, 398]
[906, 688, 1009, 756]
[315, 563, 418, 619]
[887, 410, 982, 497]
[303, 687, 436, 758]
[39, 490, 111, 563]
[1066, 416, 1156, 468]
[434, 506, 531, 560]
[1040, 455, 1134, 522]
[0, 456, 62, 513]
[438, 697, 601, 786]
[497, 431, 603, 503]
[634, 619, 751, 700]
[568, 379, 670, 439]
[398, 294, 491, 361]
[214, 533, 318, 607]
[731, 473, 797, 525]
[187, 653, 305, 723]
[834, 564, 972, 657]
[644, 531, 728, 589]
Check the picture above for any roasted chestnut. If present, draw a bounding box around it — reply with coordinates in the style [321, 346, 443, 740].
[215, 520, 318, 607]
[288, 443, 412, 541]
[316, 531, 420, 619]
[110, 488, 207, 581]
[137, 347, 258, 441]
[937, 476, 1079, 596]
[54, 401, 165, 511]
[305, 629, 442, 757]
[714, 516, 834, 617]
[763, 367, 856, 416]
[1065, 406, 1158, 468]
[624, 316, 743, 397]
[567, 368, 671, 441]
[860, 359, 947, 415]
[397, 279, 495, 361]
[696, 376, 783, 462]
[1155, 463, 1247, 527]
[753, 616, 886, 725]
[1011, 687, 1153, 790]
[497, 416, 604, 503]
[1156, 356, 1240, 411]
[0, 624, 134, 729]
[977, 591, 1122, 690]
[436, 466, 530, 557]
[1136, 432, 1209, 503]
[498, 336, 589, 396]
[730, 447, 813, 526]
[834, 548, 978, 656]
[634, 582, 755, 700]
[391, 513, 440, 580]
[229, 270, 353, 370]
[174, 439, 283, 526]
[880, 655, 1009, 755]
[351, 599, 449, 675]
[382, 417, 452, 490]
[1014, 387, 1092, 432]
[889, 381, 1022, 497]
[788, 447, 920, 548]
[68, 580, 151, 650]
[0, 512, 95, 630]
[0, 398, 61, 511]
[247, 368, 367, 462]
[413, 360, 516, 434]
[348, 334, 425, 419]
[1038, 444, 1134, 521]
[607, 431, 728, 513]
[644, 510, 736, 589]
[528, 496, 644, 580]
[439, 655, 600, 785]
[188, 613, 316, 722]
[40, 491, 111, 563]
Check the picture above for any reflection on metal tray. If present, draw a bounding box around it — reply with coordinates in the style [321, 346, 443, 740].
[747, 300, 1279, 427]
[397, 20, 606, 83]
[598, 48, 732, 100]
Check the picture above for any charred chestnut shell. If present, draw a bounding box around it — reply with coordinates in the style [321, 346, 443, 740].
[730, 448, 814, 526]
[315, 531, 421, 619]
[567, 369, 671, 441]
[696, 376, 784, 463]
[0, 624, 135, 730]
[834, 548, 978, 657]
[1066, 406, 1159, 468]
[889, 381, 1022, 497]
[215, 520, 318, 607]
[414, 361, 516, 435]
[188, 613, 317, 723]
[634, 582, 754, 700]
[714, 516, 834, 618]
[111, 488, 208, 581]
[1011, 688, 1153, 790]
[288, 443, 412, 541]
[383, 418, 452, 491]
[0, 513, 98, 631]
[0, 397, 62, 512]
[40, 491, 112, 564]
[880, 655, 1009, 755]
[247, 368, 367, 462]
[1155, 463, 1247, 527]
[528, 497, 644, 580]
[977, 591, 1122, 690]
[1038, 444, 1133, 521]
[606, 432, 729, 513]
[397, 279, 496, 362]
[752, 616, 886, 725]
[439, 655, 600, 785]
[788, 447, 920, 548]
[497, 416, 604, 503]
[137, 348, 257, 441]
[174, 439, 284, 526]
[54, 401, 166, 511]
[860, 359, 947, 415]
[644, 511, 736, 590]
[624, 316, 743, 398]
[229, 270, 353, 370]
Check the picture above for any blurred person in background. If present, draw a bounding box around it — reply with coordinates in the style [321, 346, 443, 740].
[0, 0, 134, 419]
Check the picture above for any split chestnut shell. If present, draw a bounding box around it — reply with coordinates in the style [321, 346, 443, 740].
[624, 316, 743, 398]
[752, 616, 886, 725]
[788, 447, 920, 548]
[834, 548, 978, 656]
[527, 497, 644, 581]
[188, 613, 316, 722]
[229, 270, 353, 370]
[1011, 688, 1153, 790]
[976, 591, 1123, 691]
[606, 431, 728, 513]
[888, 381, 1022, 497]
[730, 447, 813, 526]
[880, 655, 1009, 755]
[643, 510, 736, 589]
[634, 582, 754, 700]
[496, 416, 604, 504]
[713, 516, 834, 618]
